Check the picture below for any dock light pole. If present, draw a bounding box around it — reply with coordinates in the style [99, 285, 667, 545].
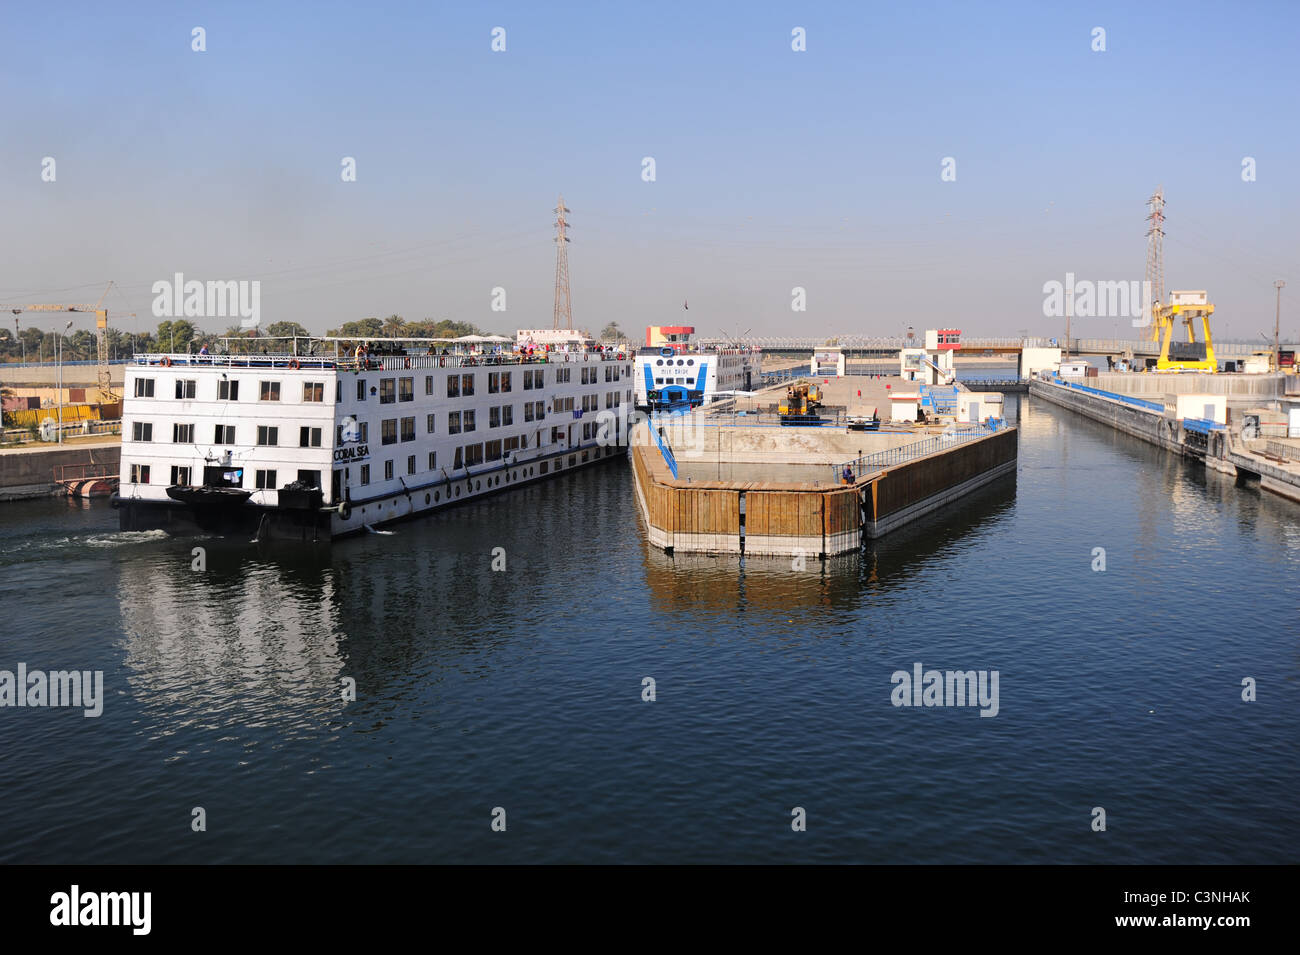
[0, 332, 7, 429]
[57, 320, 71, 443]
[1064, 291, 1072, 362]
[1274, 280, 1285, 373]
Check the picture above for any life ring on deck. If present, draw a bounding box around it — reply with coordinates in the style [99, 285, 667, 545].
[439, 356, 446, 367]
[617, 352, 625, 360]
[288, 359, 300, 370]
[404, 357, 411, 369]
[162, 356, 172, 367]
[339, 501, 352, 520]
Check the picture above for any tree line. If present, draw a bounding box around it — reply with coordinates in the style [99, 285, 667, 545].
[0, 314, 515, 362]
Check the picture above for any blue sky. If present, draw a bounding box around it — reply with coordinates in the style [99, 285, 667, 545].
[2, 0, 1296, 341]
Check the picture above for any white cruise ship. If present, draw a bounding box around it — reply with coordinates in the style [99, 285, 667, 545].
[632, 330, 762, 411]
[113, 338, 634, 541]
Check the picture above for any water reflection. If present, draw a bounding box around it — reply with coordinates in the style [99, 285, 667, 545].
[117, 542, 345, 745]
[638, 472, 1017, 615]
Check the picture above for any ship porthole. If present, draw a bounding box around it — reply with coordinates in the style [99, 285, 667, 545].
[435, 491, 440, 502]
[476, 480, 481, 491]
[425, 493, 430, 505]
[512, 470, 517, 480]
[454, 487, 460, 497]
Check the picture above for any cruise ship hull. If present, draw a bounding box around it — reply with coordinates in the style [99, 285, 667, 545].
[116, 442, 624, 542]
[115, 348, 636, 542]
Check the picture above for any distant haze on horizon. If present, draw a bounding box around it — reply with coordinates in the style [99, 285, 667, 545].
[3, 1, 1297, 343]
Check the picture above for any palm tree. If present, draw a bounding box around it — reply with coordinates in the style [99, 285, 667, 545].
[382, 314, 406, 338]
[218, 325, 253, 354]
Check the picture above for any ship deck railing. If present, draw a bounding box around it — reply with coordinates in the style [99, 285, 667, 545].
[129, 350, 635, 372]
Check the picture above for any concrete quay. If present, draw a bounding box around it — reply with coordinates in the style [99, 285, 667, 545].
[0, 437, 120, 501]
[1029, 376, 1300, 505]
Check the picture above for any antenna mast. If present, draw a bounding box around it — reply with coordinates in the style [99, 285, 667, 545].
[553, 196, 572, 330]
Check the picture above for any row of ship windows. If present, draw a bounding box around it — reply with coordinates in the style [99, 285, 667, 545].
[134, 378, 326, 402]
[125, 394, 629, 447]
[130, 421, 324, 447]
[127, 424, 610, 488]
[128, 464, 323, 490]
[129, 366, 629, 404]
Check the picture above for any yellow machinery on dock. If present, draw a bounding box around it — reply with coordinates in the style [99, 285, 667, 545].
[779, 382, 822, 418]
[1151, 290, 1217, 373]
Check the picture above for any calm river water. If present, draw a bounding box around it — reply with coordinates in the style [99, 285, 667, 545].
[1, 394, 1296, 863]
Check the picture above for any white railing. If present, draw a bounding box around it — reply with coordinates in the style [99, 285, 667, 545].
[130, 350, 635, 372]
[1, 419, 120, 444]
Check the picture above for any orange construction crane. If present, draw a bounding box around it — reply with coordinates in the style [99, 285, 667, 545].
[1, 282, 123, 401]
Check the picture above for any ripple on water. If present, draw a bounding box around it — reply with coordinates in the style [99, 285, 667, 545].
[0, 407, 1297, 863]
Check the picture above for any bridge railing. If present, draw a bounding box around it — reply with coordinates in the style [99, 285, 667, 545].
[1265, 441, 1300, 462]
[1, 418, 121, 444]
[1, 359, 130, 368]
[1067, 338, 1262, 358]
[662, 408, 849, 429]
[1182, 416, 1226, 435]
[1052, 377, 1165, 413]
[738, 336, 1282, 357]
[652, 426, 678, 478]
[831, 429, 996, 479]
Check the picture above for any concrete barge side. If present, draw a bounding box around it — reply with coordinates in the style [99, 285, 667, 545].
[631, 423, 1018, 558]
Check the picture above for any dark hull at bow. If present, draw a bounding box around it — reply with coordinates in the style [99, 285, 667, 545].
[165, 485, 253, 507]
[115, 490, 331, 543]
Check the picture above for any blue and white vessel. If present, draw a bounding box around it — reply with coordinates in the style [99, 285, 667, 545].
[633, 332, 761, 411]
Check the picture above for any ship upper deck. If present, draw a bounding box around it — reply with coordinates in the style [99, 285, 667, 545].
[635, 345, 760, 357]
[129, 338, 635, 374]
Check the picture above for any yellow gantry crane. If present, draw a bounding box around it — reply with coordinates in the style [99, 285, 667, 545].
[1151, 290, 1217, 373]
[1143, 189, 1217, 373]
[1, 282, 122, 400]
